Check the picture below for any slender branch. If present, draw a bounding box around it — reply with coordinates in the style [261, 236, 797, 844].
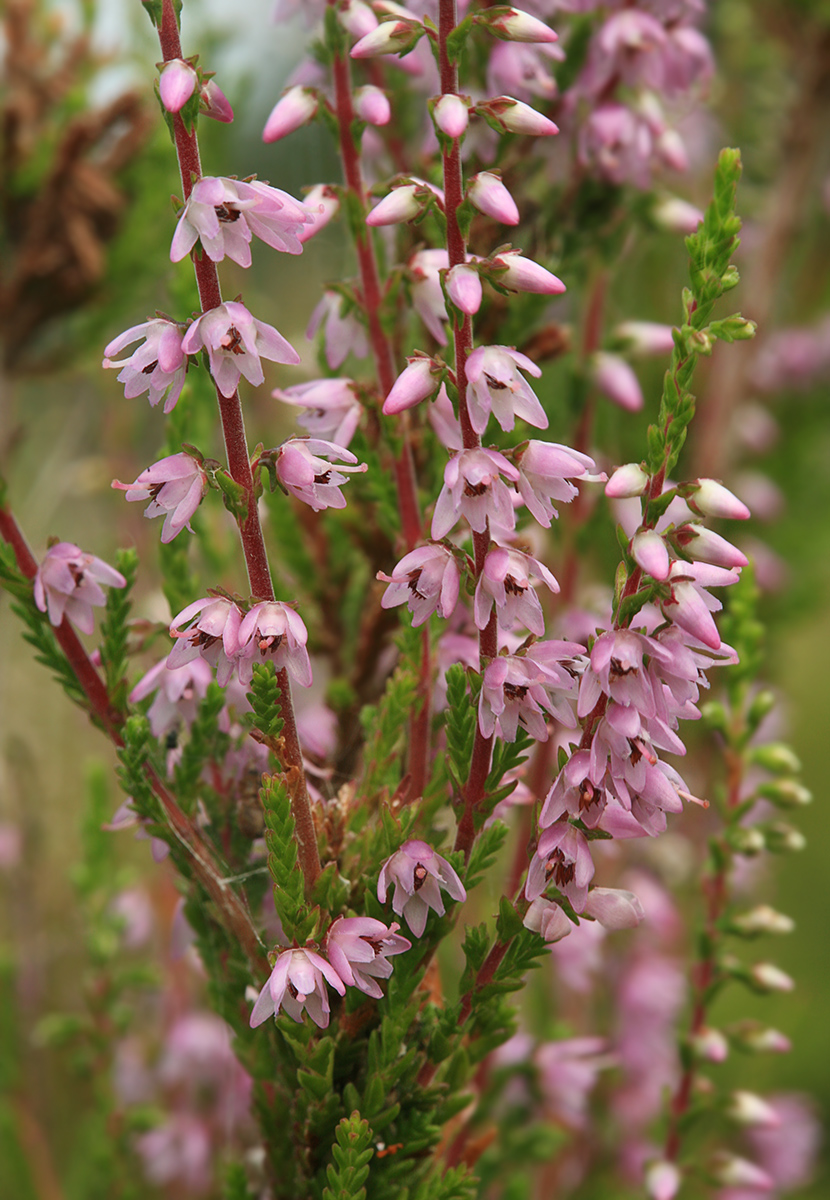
[0, 502, 269, 979]
[157, 0, 320, 891]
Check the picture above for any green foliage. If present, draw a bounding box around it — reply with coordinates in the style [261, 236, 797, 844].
[323, 1111, 374, 1200]
[444, 663, 479, 795]
[246, 661, 285, 743]
[359, 656, 419, 801]
[223, 1162, 256, 1200]
[172, 680, 228, 807]
[260, 772, 312, 941]
[98, 548, 138, 712]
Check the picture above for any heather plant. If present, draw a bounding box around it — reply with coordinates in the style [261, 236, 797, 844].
[0, 1, 822, 1198]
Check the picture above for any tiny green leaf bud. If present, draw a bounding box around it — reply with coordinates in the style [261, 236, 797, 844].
[749, 743, 802, 775]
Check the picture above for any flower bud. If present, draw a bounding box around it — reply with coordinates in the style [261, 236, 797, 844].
[354, 85, 391, 126]
[644, 1161, 680, 1200]
[673, 525, 748, 569]
[446, 264, 482, 315]
[475, 6, 559, 45]
[755, 779, 812, 809]
[727, 1091, 782, 1129]
[613, 320, 676, 357]
[605, 462, 648, 498]
[631, 530, 670, 580]
[523, 898, 572, 942]
[725, 825, 765, 856]
[339, 0, 378, 38]
[476, 95, 559, 136]
[582, 887, 645, 931]
[711, 1153, 774, 1191]
[590, 352, 644, 412]
[263, 86, 318, 143]
[762, 821, 806, 854]
[749, 962, 795, 994]
[727, 1020, 792, 1055]
[159, 59, 198, 113]
[433, 93, 469, 139]
[351, 18, 423, 59]
[466, 171, 520, 225]
[298, 184, 340, 244]
[690, 478, 751, 520]
[652, 196, 704, 233]
[383, 356, 440, 415]
[730, 905, 795, 937]
[487, 249, 565, 295]
[200, 78, 234, 123]
[749, 743, 801, 775]
[690, 1026, 729, 1063]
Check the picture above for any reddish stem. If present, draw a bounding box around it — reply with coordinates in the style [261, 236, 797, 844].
[157, 0, 320, 892]
[0, 503, 268, 978]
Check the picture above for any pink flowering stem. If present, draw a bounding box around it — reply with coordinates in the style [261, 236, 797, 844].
[157, 0, 320, 892]
[438, 0, 496, 858]
[0, 501, 269, 979]
[329, 21, 431, 802]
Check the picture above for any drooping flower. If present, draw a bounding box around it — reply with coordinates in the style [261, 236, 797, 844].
[236, 601, 312, 687]
[466, 344, 547, 434]
[170, 176, 312, 266]
[486, 41, 561, 104]
[523, 898, 573, 943]
[199, 78, 234, 123]
[103, 318, 187, 413]
[354, 85, 391, 126]
[297, 184, 340, 244]
[168, 597, 243, 686]
[262, 85, 319, 143]
[326, 917, 411, 998]
[432, 447, 520, 538]
[525, 820, 595, 912]
[590, 351, 644, 411]
[383, 355, 441, 415]
[272, 438, 367, 511]
[377, 543, 461, 626]
[478, 647, 578, 742]
[34, 543, 126, 635]
[514, 440, 600, 527]
[582, 887, 646, 930]
[180, 301, 299, 398]
[129, 656, 215, 739]
[249, 947, 346, 1028]
[112, 452, 207, 543]
[273, 376, 363, 446]
[408, 248, 449, 344]
[306, 292, 370, 369]
[474, 544, 558, 635]
[377, 839, 466, 937]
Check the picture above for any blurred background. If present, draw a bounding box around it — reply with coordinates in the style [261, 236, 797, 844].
[1, 0, 829, 1196]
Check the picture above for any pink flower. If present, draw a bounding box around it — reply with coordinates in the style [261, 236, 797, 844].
[263, 85, 319, 143]
[432, 447, 520, 539]
[689, 477, 751, 521]
[129, 656, 214, 738]
[170, 176, 312, 266]
[523, 898, 573, 942]
[478, 650, 577, 743]
[466, 344, 547, 434]
[466, 171, 520, 225]
[135, 1114, 212, 1193]
[272, 438, 367, 511]
[325, 917, 411, 998]
[378, 543, 461, 626]
[515, 440, 600, 527]
[429, 383, 463, 450]
[367, 179, 443, 227]
[354, 85, 391, 125]
[579, 103, 653, 189]
[236, 601, 312, 687]
[535, 1036, 607, 1129]
[475, 6, 559, 45]
[631, 529, 670, 580]
[34, 542, 126, 635]
[306, 291, 369, 368]
[673, 524, 748, 570]
[351, 19, 424, 60]
[486, 41, 561, 103]
[297, 184, 340, 244]
[605, 462, 648, 498]
[158, 59, 198, 113]
[339, 0, 378, 39]
[249, 947, 346, 1028]
[661, 561, 739, 650]
[614, 320, 676, 357]
[180, 301, 299, 398]
[409, 248, 450, 344]
[103, 318, 187, 413]
[168, 597, 243, 686]
[525, 820, 595, 911]
[112, 452, 207, 543]
[645, 1161, 681, 1200]
[377, 839, 466, 937]
[474, 544, 558, 635]
[273, 376, 363, 446]
[582, 887, 645, 930]
[199, 78, 234, 123]
[486, 249, 566, 295]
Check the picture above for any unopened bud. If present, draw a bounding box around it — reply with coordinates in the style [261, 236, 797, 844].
[749, 962, 795, 994]
[749, 743, 801, 775]
[728, 1020, 792, 1055]
[476, 95, 559, 137]
[613, 320, 676, 358]
[474, 6, 559, 45]
[727, 1090, 781, 1129]
[605, 462, 648, 498]
[700, 699, 728, 732]
[433, 93, 470, 139]
[466, 171, 520, 225]
[652, 196, 704, 233]
[339, 0, 378, 38]
[354, 85, 391, 126]
[762, 821, 806, 854]
[756, 779, 812, 809]
[159, 59, 198, 114]
[711, 1152, 774, 1191]
[730, 905, 795, 937]
[263, 86, 318, 143]
[690, 478, 751, 520]
[725, 825, 765, 856]
[747, 688, 776, 727]
[351, 18, 423, 59]
[644, 1160, 681, 1200]
[690, 1026, 729, 1063]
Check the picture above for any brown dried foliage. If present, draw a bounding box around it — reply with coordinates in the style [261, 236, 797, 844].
[0, 0, 153, 370]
